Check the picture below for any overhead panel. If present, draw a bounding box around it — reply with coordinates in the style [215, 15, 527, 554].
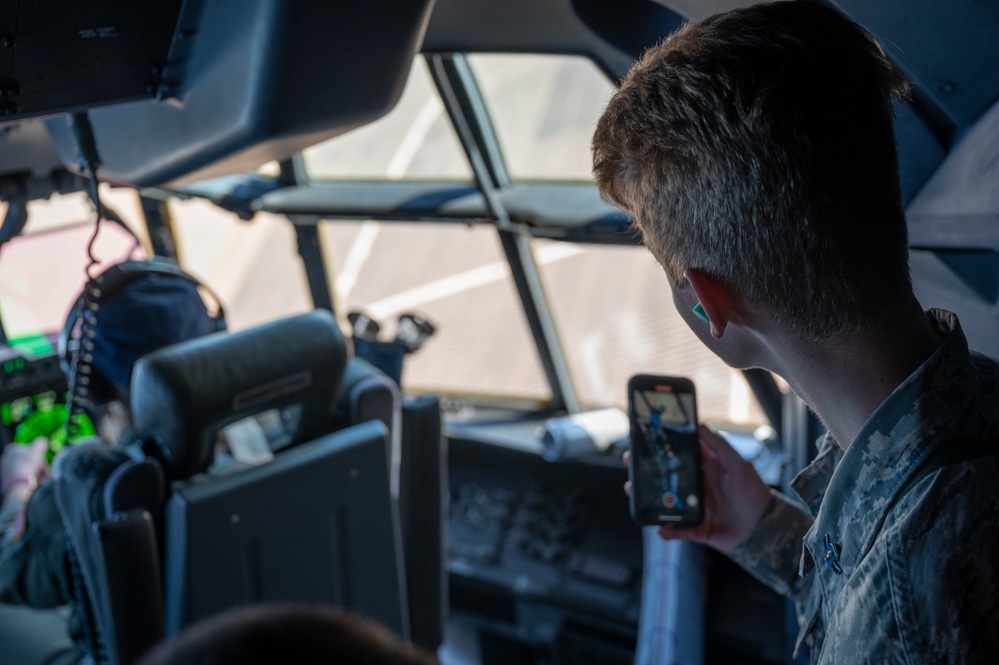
[45, 0, 436, 188]
[0, 0, 184, 121]
[830, 0, 999, 129]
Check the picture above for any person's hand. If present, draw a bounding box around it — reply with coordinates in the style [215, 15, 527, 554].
[1, 437, 50, 498]
[625, 426, 772, 555]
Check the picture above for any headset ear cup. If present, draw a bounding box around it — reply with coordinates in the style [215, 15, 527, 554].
[59, 258, 225, 444]
[191, 282, 226, 334]
[80, 370, 115, 415]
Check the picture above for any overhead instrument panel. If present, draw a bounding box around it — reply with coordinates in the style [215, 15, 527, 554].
[0, 0, 186, 121]
[42, 0, 437, 188]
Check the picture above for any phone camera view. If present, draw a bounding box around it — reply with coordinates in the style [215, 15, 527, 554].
[629, 377, 703, 526]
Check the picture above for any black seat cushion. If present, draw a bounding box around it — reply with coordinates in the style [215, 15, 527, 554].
[130, 309, 349, 479]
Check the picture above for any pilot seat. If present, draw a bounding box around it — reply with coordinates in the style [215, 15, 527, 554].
[52, 309, 417, 665]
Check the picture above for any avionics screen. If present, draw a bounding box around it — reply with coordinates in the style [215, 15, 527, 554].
[1, 389, 95, 457]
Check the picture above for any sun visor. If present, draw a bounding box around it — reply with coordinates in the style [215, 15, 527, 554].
[45, 0, 435, 188]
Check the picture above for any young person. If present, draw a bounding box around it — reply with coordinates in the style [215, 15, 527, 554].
[592, 2, 999, 662]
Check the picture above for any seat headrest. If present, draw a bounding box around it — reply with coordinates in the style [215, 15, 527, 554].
[329, 356, 401, 445]
[130, 309, 348, 479]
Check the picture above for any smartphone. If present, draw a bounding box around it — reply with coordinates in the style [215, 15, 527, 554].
[627, 374, 704, 526]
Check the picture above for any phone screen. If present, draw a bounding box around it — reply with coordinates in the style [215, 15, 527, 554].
[628, 376, 703, 526]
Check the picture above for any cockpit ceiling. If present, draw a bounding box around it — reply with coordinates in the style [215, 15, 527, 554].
[0, 0, 185, 123]
[1, 0, 436, 188]
[0, 0, 997, 210]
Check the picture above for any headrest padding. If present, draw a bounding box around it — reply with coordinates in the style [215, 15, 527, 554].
[130, 310, 348, 479]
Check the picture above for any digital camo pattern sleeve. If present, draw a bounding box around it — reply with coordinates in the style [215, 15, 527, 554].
[794, 313, 999, 663]
[813, 453, 999, 664]
[728, 488, 814, 598]
[727, 432, 839, 601]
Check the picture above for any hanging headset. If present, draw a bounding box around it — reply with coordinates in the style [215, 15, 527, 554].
[58, 113, 226, 438]
[59, 257, 227, 436]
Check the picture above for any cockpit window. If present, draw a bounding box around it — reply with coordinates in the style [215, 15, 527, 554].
[467, 53, 615, 182]
[0, 189, 147, 353]
[256, 161, 282, 178]
[320, 220, 552, 403]
[167, 199, 314, 331]
[301, 59, 473, 182]
[534, 239, 769, 426]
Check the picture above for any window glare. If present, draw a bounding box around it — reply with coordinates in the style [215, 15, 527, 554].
[302, 59, 472, 182]
[169, 200, 313, 331]
[535, 240, 767, 426]
[0, 188, 148, 342]
[320, 221, 551, 402]
[468, 53, 615, 182]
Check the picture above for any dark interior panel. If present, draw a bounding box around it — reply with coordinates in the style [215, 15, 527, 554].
[830, 0, 999, 129]
[44, 0, 434, 187]
[0, 0, 184, 121]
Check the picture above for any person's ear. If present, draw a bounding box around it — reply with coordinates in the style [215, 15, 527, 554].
[684, 268, 736, 339]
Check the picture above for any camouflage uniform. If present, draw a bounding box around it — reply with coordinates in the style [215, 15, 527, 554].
[730, 310, 999, 664]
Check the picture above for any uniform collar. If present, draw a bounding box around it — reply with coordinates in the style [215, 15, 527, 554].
[790, 433, 841, 517]
[801, 310, 978, 578]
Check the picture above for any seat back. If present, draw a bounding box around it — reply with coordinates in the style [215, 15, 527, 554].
[130, 309, 349, 480]
[162, 420, 408, 637]
[54, 444, 167, 665]
[334, 357, 402, 493]
[332, 359, 447, 651]
[96, 509, 166, 665]
[57, 310, 410, 661]
[398, 395, 448, 652]
[334, 357, 452, 652]
[337, 357, 400, 435]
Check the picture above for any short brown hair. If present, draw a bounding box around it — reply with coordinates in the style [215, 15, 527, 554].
[137, 604, 438, 665]
[592, 1, 911, 338]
